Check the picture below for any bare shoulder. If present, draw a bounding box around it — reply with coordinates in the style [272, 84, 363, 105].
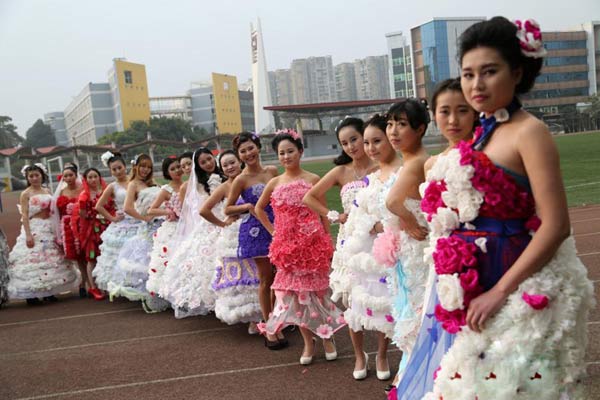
[304, 171, 321, 185]
[514, 111, 551, 141]
[20, 188, 31, 201]
[424, 155, 438, 173]
[265, 165, 279, 177]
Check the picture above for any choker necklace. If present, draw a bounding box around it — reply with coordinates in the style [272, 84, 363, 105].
[472, 97, 522, 151]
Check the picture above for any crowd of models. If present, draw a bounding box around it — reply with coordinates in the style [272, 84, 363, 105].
[0, 17, 595, 400]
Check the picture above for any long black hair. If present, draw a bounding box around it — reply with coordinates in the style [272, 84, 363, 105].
[459, 16, 543, 94]
[193, 147, 224, 194]
[333, 117, 364, 165]
[162, 156, 179, 180]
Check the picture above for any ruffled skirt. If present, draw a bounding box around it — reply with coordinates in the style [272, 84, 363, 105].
[260, 288, 346, 339]
[8, 218, 81, 299]
[0, 230, 10, 305]
[145, 220, 178, 296]
[109, 219, 169, 312]
[344, 251, 396, 339]
[93, 216, 141, 291]
[159, 222, 219, 318]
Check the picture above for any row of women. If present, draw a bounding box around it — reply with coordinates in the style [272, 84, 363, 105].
[3, 17, 595, 399]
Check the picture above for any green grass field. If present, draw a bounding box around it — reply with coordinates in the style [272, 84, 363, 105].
[301, 131, 600, 214]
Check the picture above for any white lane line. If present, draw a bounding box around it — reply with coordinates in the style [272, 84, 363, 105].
[572, 217, 600, 224]
[0, 307, 140, 328]
[565, 181, 600, 190]
[587, 361, 600, 366]
[589, 321, 600, 325]
[574, 232, 600, 238]
[579, 251, 600, 257]
[0, 327, 233, 358]
[570, 204, 600, 211]
[13, 350, 399, 400]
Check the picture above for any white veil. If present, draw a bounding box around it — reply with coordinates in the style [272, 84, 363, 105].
[173, 150, 208, 241]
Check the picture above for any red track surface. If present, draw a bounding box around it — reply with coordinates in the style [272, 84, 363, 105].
[1, 191, 598, 400]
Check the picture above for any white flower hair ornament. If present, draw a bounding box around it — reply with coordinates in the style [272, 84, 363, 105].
[21, 163, 48, 177]
[515, 19, 547, 59]
[131, 154, 142, 166]
[101, 151, 115, 167]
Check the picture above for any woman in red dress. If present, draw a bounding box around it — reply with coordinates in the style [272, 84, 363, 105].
[72, 167, 110, 300]
[52, 163, 86, 297]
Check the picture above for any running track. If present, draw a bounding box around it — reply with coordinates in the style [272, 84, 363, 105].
[0, 191, 598, 399]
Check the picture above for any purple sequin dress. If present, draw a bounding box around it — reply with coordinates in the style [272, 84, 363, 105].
[237, 183, 274, 259]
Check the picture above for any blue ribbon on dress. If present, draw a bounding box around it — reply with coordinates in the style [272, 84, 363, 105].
[394, 259, 414, 375]
[459, 216, 527, 236]
[472, 98, 522, 151]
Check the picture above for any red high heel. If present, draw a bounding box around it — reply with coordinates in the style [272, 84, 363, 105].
[88, 288, 106, 301]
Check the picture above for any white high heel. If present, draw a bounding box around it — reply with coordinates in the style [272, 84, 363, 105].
[376, 355, 391, 381]
[300, 337, 316, 365]
[324, 338, 337, 361]
[353, 352, 369, 380]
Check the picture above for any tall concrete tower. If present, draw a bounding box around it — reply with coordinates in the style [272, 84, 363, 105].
[250, 18, 275, 135]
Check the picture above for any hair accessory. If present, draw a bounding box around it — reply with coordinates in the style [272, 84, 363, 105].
[21, 163, 48, 178]
[101, 151, 115, 167]
[335, 115, 353, 132]
[131, 154, 142, 166]
[514, 19, 547, 58]
[275, 128, 301, 141]
[249, 132, 259, 140]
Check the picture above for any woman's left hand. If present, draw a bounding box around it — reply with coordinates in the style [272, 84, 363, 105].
[466, 286, 509, 333]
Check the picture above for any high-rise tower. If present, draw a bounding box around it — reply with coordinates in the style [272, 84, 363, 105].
[250, 18, 275, 135]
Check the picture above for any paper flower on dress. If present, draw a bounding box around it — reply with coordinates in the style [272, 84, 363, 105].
[437, 273, 465, 312]
[316, 324, 334, 339]
[522, 292, 549, 310]
[372, 227, 399, 268]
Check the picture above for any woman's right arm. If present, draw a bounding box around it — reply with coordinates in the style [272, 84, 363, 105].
[303, 166, 340, 219]
[20, 191, 34, 248]
[200, 184, 230, 227]
[147, 189, 170, 218]
[123, 182, 149, 222]
[95, 183, 120, 222]
[224, 176, 251, 216]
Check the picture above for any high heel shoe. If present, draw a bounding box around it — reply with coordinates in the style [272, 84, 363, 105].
[264, 336, 284, 351]
[88, 288, 106, 301]
[324, 338, 337, 361]
[353, 352, 369, 380]
[79, 287, 87, 298]
[376, 355, 391, 381]
[300, 337, 316, 365]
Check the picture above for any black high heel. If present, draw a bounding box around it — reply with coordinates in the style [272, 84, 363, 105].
[79, 287, 87, 298]
[26, 298, 41, 306]
[264, 336, 285, 351]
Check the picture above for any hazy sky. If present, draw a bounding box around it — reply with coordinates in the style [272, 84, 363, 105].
[1, 0, 598, 138]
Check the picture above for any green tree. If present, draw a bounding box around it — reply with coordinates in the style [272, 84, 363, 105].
[0, 116, 24, 148]
[584, 93, 600, 119]
[24, 119, 56, 148]
[98, 117, 210, 146]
